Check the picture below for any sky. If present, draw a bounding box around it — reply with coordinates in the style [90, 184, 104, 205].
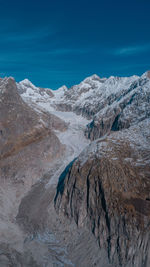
[0, 0, 150, 89]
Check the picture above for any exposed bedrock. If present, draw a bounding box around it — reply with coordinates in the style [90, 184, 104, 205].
[0, 77, 66, 182]
[55, 123, 150, 267]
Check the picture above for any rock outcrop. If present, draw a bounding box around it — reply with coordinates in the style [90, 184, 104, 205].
[0, 77, 66, 180]
[55, 118, 150, 267]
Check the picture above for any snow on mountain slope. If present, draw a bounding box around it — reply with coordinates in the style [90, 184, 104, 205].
[0, 71, 149, 266]
[16, 72, 150, 188]
[17, 78, 54, 103]
[53, 72, 150, 267]
[53, 74, 140, 118]
[17, 77, 91, 188]
[17, 73, 141, 117]
[85, 72, 150, 139]
[17, 72, 150, 141]
[17, 71, 150, 144]
[52, 85, 68, 99]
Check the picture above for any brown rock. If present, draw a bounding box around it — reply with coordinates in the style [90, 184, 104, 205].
[0, 77, 65, 181]
[55, 120, 150, 266]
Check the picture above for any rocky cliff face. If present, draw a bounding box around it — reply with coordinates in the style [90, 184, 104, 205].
[0, 77, 66, 181]
[0, 77, 67, 266]
[55, 118, 150, 266]
[85, 73, 150, 140]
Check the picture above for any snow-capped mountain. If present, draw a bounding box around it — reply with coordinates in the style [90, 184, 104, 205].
[0, 71, 150, 266]
[54, 71, 150, 267]
[17, 71, 150, 121]
[17, 71, 150, 141]
[53, 73, 140, 117]
[17, 78, 54, 102]
[85, 72, 150, 139]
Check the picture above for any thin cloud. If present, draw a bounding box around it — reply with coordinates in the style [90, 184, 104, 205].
[47, 48, 90, 56]
[113, 44, 150, 56]
[0, 27, 54, 43]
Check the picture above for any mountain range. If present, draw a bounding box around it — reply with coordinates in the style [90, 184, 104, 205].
[0, 71, 150, 266]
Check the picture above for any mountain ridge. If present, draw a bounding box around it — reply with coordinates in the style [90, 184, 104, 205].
[0, 70, 150, 266]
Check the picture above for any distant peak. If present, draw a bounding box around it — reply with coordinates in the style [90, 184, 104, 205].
[107, 74, 139, 81]
[57, 85, 68, 91]
[0, 76, 15, 86]
[20, 78, 30, 83]
[90, 74, 101, 80]
[141, 70, 150, 79]
[19, 78, 36, 88]
[83, 74, 101, 83]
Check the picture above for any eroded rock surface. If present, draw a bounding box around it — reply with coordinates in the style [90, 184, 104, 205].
[0, 77, 67, 266]
[0, 77, 66, 185]
[55, 119, 150, 267]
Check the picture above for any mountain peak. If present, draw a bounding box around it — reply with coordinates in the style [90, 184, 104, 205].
[83, 74, 101, 83]
[0, 76, 16, 95]
[89, 74, 101, 80]
[19, 78, 36, 88]
[141, 70, 150, 79]
[57, 85, 68, 91]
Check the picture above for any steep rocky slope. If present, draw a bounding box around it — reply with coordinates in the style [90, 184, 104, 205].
[0, 71, 150, 266]
[0, 77, 66, 180]
[85, 71, 150, 140]
[55, 118, 150, 267]
[0, 77, 67, 266]
[54, 71, 150, 266]
[0, 76, 97, 266]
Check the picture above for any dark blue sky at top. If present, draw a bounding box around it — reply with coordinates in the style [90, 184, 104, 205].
[0, 0, 150, 89]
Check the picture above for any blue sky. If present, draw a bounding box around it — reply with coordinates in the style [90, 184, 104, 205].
[0, 0, 150, 89]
